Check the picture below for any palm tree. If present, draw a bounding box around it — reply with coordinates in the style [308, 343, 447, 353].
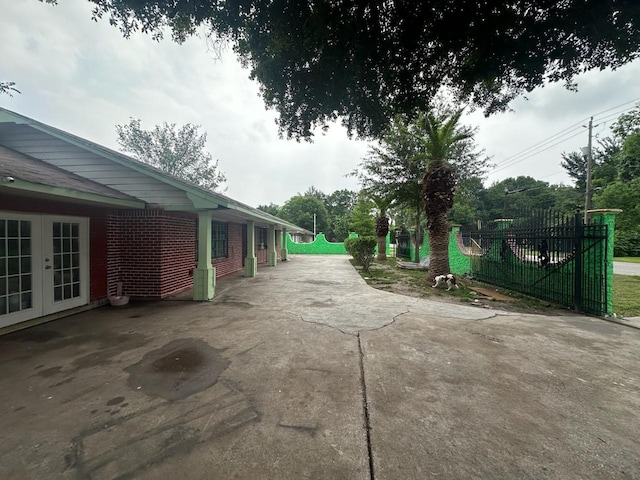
[416, 109, 472, 281]
[368, 193, 395, 261]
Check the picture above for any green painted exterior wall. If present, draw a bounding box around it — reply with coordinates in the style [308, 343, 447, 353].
[589, 210, 620, 315]
[449, 226, 471, 275]
[286, 232, 390, 255]
[287, 233, 351, 254]
[405, 228, 470, 275]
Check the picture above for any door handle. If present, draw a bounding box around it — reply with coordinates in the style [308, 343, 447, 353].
[45, 265, 52, 270]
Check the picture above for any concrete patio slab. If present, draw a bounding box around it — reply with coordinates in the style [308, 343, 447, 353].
[1, 255, 638, 480]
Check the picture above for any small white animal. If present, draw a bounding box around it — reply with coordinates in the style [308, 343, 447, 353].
[432, 274, 459, 291]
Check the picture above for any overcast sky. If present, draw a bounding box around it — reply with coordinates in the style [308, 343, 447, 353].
[2, 0, 640, 208]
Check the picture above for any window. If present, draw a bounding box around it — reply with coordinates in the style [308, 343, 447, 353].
[211, 221, 228, 259]
[257, 227, 267, 250]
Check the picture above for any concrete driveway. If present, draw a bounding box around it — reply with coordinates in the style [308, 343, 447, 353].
[1, 255, 639, 480]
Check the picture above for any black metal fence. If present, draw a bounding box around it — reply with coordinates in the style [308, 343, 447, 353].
[396, 232, 411, 259]
[462, 211, 609, 316]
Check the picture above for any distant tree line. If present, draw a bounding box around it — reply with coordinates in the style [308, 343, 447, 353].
[268, 103, 640, 261]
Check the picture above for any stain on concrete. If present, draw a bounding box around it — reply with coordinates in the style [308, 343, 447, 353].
[70, 332, 149, 371]
[125, 338, 230, 401]
[217, 300, 253, 309]
[305, 279, 341, 286]
[309, 300, 333, 308]
[51, 377, 75, 387]
[66, 381, 260, 479]
[6, 329, 64, 343]
[277, 423, 318, 437]
[13, 406, 25, 412]
[36, 366, 63, 378]
[106, 396, 125, 406]
[468, 330, 503, 344]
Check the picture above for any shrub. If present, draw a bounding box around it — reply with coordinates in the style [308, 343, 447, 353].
[345, 236, 377, 273]
[615, 227, 640, 257]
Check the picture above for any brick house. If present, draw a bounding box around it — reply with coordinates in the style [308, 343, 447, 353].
[0, 108, 307, 332]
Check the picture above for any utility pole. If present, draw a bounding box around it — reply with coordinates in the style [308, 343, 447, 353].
[313, 213, 316, 239]
[584, 117, 594, 224]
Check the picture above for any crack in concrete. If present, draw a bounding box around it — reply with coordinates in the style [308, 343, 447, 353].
[357, 332, 375, 480]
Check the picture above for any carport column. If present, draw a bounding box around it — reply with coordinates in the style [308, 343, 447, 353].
[281, 227, 288, 261]
[193, 211, 216, 301]
[244, 220, 257, 277]
[588, 209, 622, 316]
[268, 225, 277, 266]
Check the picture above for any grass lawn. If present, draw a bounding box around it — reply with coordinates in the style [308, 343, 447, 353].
[352, 257, 640, 318]
[614, 257, 640, 263]
[352, 257, 564, 314]
[613, 274, 640, 317]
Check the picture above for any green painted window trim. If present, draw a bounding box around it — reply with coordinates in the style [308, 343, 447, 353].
[211, 221, 228, 259]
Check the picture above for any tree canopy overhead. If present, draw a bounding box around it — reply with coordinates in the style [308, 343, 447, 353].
[50, 0, 640, 139]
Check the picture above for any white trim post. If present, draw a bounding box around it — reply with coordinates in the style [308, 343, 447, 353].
[193, 211, 215, 300]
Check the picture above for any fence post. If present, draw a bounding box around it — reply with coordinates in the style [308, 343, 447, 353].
[588, 209, 622, 315]
[573, 212, 584, 312]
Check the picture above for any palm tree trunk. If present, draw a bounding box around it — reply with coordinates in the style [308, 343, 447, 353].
[427, 211, 450, 282]
[376, 236, 387, 260]
[414, 207, 421, 263]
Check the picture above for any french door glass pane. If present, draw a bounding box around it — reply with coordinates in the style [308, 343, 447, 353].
[52, 222, 81, 302]
[0, 219, 32, 316]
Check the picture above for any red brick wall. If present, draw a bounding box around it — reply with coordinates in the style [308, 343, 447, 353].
[213, 222, 244, 277]
[2, 193, 286, 304]
[107, 210, 196, 299]
[1, 193, 108, 302]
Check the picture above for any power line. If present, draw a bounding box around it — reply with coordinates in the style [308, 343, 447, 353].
[490, 128, 585, 174]
[487, 97, 640, 174]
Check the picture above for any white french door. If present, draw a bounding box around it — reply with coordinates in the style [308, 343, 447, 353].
[0, 213, 89, 328]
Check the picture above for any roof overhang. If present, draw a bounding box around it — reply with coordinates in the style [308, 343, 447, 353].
[0, 180, 147, 209]
[0, 108, 309, 232]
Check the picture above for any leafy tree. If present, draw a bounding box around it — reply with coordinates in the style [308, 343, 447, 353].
[610, 103, 640, 139]
[350, 194, 376, 237]
[353, 116, 425, 262]
[302, 185, 327, 202]
[257, 203, 281, 216]
[594, 178, 640, 256]
[449, 176, 485, 230]
[324, 189, 357, 241]
[116, 118, 226, 191]
[354, 112, 488, 263]
[592, 137, 621, 188]
[344, 236, 377, 274]
[481, 177, 558, 221]
[616, 131, 640, 180]
[0, 81, 19, 96]
[56, 0, 640, 138]
[279, 195, 328, 234]
[561, 151, 587, 192]
[551, 185, 583, 217]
